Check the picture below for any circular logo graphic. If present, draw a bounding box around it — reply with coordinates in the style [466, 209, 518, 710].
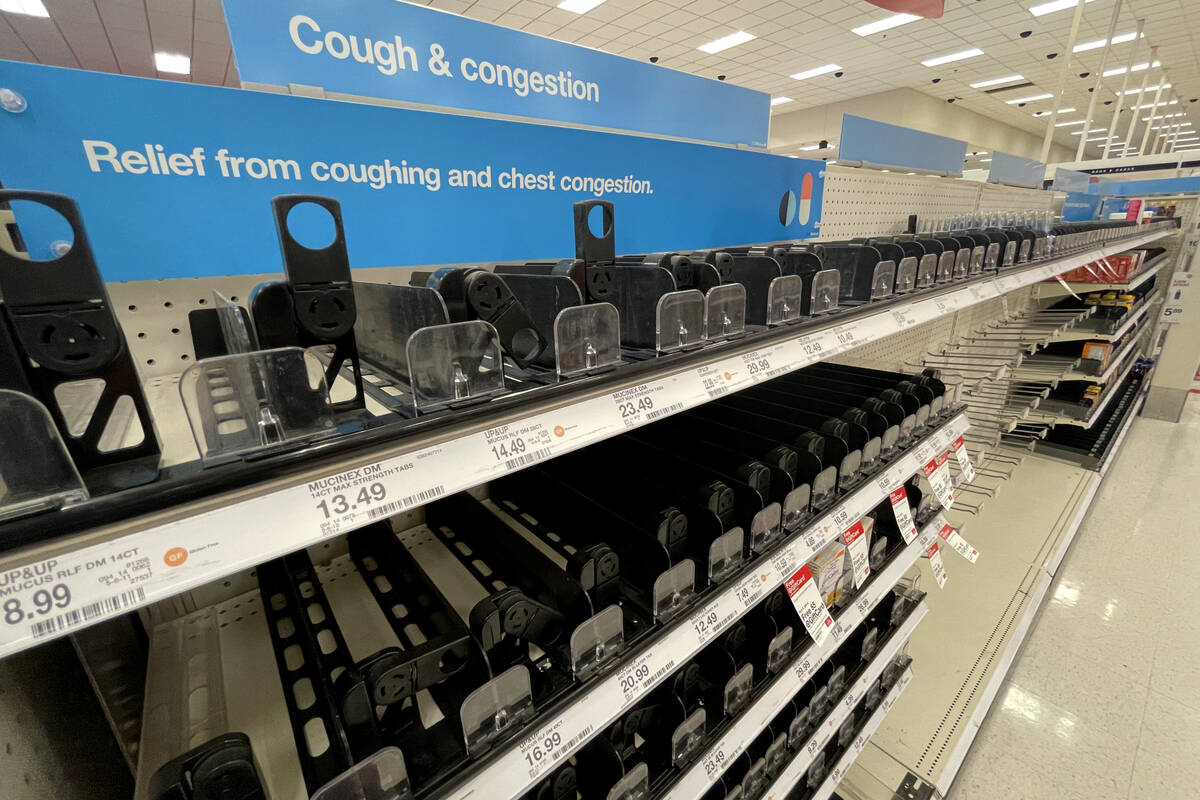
[164, 547, 188, 568]
[553, 425, 565, 437]
[779, 190, 798, 226]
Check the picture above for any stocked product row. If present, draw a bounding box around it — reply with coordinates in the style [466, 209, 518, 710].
[131, 362, 960, 800]
[0, 186, 1176, 551]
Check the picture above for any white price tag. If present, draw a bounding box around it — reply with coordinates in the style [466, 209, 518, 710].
[888, 487, 918, 544]
[926, 542, 948, 589]
[950, 436, 976, 483]
[518, 716, 589, 780]
[688, 598, 737, 647]
[934, 514, 979, 563]
[612, 382, 681, 428]
[841, 521, 870, 589]
[785, 565, 835, 647]
[832, 326, 858, 353]
[891, 308, 915, 328]
[922, 452, 955, 509]
[481, 421, 554, 470]
[797, 335, 826, 361]
[742, 348, 780, 381]
[697, 363, 735, 399]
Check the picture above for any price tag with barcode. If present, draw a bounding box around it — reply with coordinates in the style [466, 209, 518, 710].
[933, 514, 979, 563]
[950, 436, 976, 483]
[482, 421, 554, 470]
[841, 521, 870, 589]
[612, 382, 683, 428]
[926, 542, 948, 588]
[888, 487, 918, 544]
[696, 363, 735, 400]
[785, 565, 835, 647]
[922, 452, 954, 509]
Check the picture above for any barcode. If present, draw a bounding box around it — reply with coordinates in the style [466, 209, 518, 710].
[505, 447, 552, 471]
[559, 724, 595, 759]
[707, 386, 729, 399]
[30, 587, 146, 639]
[647, 658, 676, 688]
[646, 402, 684, 421]
[394, 484, 446, 512]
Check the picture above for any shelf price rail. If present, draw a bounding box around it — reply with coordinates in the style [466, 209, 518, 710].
[0, 227, 1171, 662]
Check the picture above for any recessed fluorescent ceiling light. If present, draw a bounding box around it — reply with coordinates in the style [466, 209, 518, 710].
[1055, 119, 1086, 126]
[970, 74, 1024, 88]
[697, 30, 756, 54]
[1029, 0, 1097, 17]
[1006, 93, 1053, 104]
[154, 52, 191, 74]
[1033, 108, 1075, 116]
[851, 13, 920, 36]
[799, 145, 820, 151]
[791, 63, 841, 80]
[1070, 128, 1106, 135]
[1142, 112, 1185, 121]
[1131, 99, 1178, 109]
[1124, 83, 1169, 95]
[827, 160, 838, 164]
[770, 96, 793, 106]
[921, 48, 983, 67]
[558, 0, 606, 13]
[1103, 61, 1160, 77]
[0, 0, 48, 16]
[1073, 31, 1143, 52]
[978, 158, 992, 162]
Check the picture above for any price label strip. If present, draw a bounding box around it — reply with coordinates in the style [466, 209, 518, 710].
[841, 521, 870, 589]
[950, 436, 976, 483]
[933, 513, 979, 563]
[785, 565, 836, 648]
[922, 451, 955, 510]
[888, 487, 918, 545]
[926, 542, 948, 589]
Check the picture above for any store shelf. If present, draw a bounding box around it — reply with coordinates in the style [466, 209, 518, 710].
[766, 667, 916, 800]
[1028, 352, 1141, 428]
[1053, 288, 1162, 342]
[1057, 325, 1149, 383]
[0, 225, 1172, 662]
[1040, 249, 1171, 296]
[661, 521, 941, 799]
[435, 415, 968, 800]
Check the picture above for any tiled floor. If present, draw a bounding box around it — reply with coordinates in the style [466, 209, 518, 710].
[952, 395, 1200, 800]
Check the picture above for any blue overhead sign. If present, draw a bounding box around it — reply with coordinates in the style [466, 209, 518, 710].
[1062, 192, 1101, 222]
[220, 0, 770, 148]
[1051, 167, 1091, 193]
[837, 114, 967, 176]
[0, 61, 822, 283]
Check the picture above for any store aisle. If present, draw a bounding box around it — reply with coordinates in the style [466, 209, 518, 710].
[950, 395, 1200, 800]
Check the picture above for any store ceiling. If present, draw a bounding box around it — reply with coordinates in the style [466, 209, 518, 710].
[1, 0, 1196, 158]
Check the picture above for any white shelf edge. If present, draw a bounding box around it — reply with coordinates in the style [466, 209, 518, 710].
[768, 666, 917, 800]
[1054, 289, 1161, 343]
[1057, 325, 1148, 383]
[0, 225, 1169, 661]
[664, 522, 940, 798]
[1029, 354, 1140, 429]
[439, 417, 967, 800]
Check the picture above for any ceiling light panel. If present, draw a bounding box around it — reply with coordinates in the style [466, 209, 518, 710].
[154, 52, 191, 75]
[852, 13, 920, 36]
[970, 75, 1025, 88]
[697, 30, 756, 54]
[557, 0, 606, 12]
[1029, 0, 1097, 17]
[1034, 107, 1075, 116]
[1103, 61, 1160, 77]
[1055, 119, 1087, 126]
[791, 63, 841, 80]
[1006, 93, 1053, 104]
[921, 48, 984, 67]
[1123, 84, 1170, 95]
[1073, 31, 1143, 53]
[0, 0, 48, 17]
[770, 97, 793, 106]
[1131, 100, 1178, 109]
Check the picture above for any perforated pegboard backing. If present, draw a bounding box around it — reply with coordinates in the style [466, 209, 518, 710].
[818, 166, 1055, 240]
[832, 288, 1038, 372]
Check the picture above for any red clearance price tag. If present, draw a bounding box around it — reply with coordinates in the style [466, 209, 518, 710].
[888, 487, 918, 544]
[926, 542, 948, 589]
[934, 515, 979, 563]
[785, 565, 835, 647]
[922, 452, 954, 509]
[841, 521, 870, 589]
[950, 436, 976, 483]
